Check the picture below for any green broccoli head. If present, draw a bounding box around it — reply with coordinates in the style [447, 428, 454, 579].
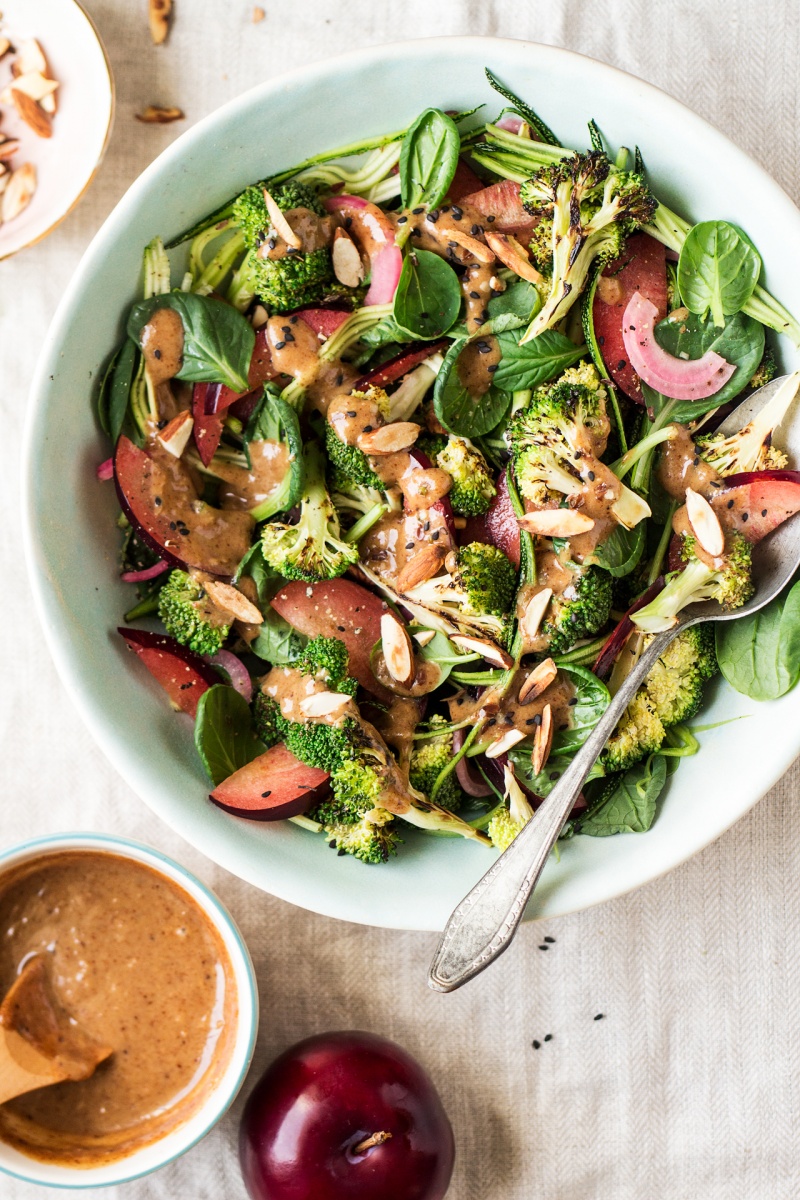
[487, 765, 534, 851]
[749, 347, 777, 391]
[644, 624, 717, 728]
[601, 689, 665, 773]
[323, 805, 402, 864]
[157, 569, 230, 655]
[409, 715, 464, 813]
[541, 563, 613, 656]
[232, 181, 325, 243]
[432, 435, 497, 517]
[261, 442, 359, 582]
[232, 181, 333, 312]
[632, 533, 753, 634]
[404, 542, 517, 646]
[325, 420, 384, 491]
[294, 635, 357, 697]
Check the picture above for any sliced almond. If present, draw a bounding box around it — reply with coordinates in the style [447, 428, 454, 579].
[12, 39, 47, 77]
[332, 227, 365, 288]
[203, 581, 264, 625]
[519, 588, 553, 643]
[518, 509, 595, 538]
[1, 162, 36, 222]
[156, 410, 194, 458]
[445, 228, 495, 265]
[253, 5, 266, 20]
[250, 304, 269, 329]
[413, 629, 436, 648]
[0, 38, 11, 61]
[299, 691, 352, 719]
[11, 89, 51, 138]
[685, 487, 724, 558]
[450, 635, 513, 669]
[149, 0, 172, 44]
[0, 139, 20, 162]
[1, 70, 59, 104]
[40, 91, 57, 116]
[136, 105, 184, 124]
[518, 657, 558, 704]
[485, 727, 526, 760]
[396, 543, 448, 592]
[485, 231, 542, 284]
[357, 421, 420, 455]
[531, 703, 553, 776]
[263, 188, 302, 249]
[381, 612, 415, 687]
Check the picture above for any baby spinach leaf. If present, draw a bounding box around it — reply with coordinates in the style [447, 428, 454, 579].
[588, 522, 646, 578]
[550, 664, 611, 756]
[509, 749, 605, 802]
[715, 577, 800, 700]
[576, 754, 667, 837]
[194, 684, 266, 786]
[491, 330, 587, 393]
[650, 309, 764, 423]
[393, 248, 462, 341]
[677, 220, 761, 328]
[415, 629, 471, 686]
[243, 388, 304, 519]
[251, 610, 308, 664]
[487, 279, 542, 324]
[399, 108, 461, 211]
[108, 340, 140, 444]
[433, 336, 511, 437]
[128, 292, 254, 392]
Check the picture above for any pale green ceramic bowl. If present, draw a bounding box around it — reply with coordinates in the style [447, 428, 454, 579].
[23, 37, 800, 931]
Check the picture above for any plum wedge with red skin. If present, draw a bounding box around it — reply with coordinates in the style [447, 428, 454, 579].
[205, 328, 282, 415]
[192, 383, 225, 464]
[115, 435, 253, 575]
[461, 178, 535, 235]
[354, 341, 448, 391]
[710, 470, 800, 542]
[210, 743, 329, 820]
[591, 232, 668, 403]
[592, 579, 666, 680]
[118, 629, 219, 719]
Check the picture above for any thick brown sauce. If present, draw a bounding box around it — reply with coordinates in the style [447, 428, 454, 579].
[214, 440, 291, 511]
[141, 308, 184, 388]
[401, 200, 493, 265]
[448, 669, 576, 752]
[457, 337, 502, 398]
[0, 852, 237, 1167]
[656, 423, 746, 564]
[461, 262, 503, 330]
[259, 207, 333, 261]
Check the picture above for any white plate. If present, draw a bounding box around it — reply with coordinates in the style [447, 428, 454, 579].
[0, 0, 113, 260]
[22, 37, 800, 930]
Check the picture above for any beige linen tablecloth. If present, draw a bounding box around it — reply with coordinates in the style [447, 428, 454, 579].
[3, 2, 800, 1196]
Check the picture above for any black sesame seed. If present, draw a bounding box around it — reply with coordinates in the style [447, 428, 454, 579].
[157, 418, 167, 430]
[284, 331, 295, 342]
[153, 348, 162, 360]
[268, 236, 277, 250]
[568, 697, 578, 706]
[487, 214, 496, 222]
[727, 499, 735, 509]
[471, 224, 482, 235]
[742, 512, 749, 521]
[328, 840, 337, 850]
[452, 206, 463, 220]
[335, 372, 344, 386]
[543, 1034, 553, 1042]
[762, 508, 768, 516]
[397, 215, 408, 224]
[363, 424, 373, 433]
[179, 527, 190, 536]
[347, 410, 357, 418]
[274, 340, 286, 350]
[154, 496, 162, 506]
[420, 311, 429, 319]
[412, 206, 424, 214]
[179, 682, 193, 690]
[261, 791, 272, 798]
[337, 625, 346, 632]
[594, 1013, 604, 1021]
[344, 216, 353, 230]
[533, 713, 542, 727]
[692, 457, 700, 467]
[337, 848, 346, 856]
[487, 364, 498, 373]
[427, 210, 439, 223]
[287, 246, 300, 256]
[410, 227, 421, 237]
[432, 530, 440, 541]
[538, 944, 549, 951]
[544, 936, 555, 943]
[282, 324, 292, 333]
[526, 717, 538, 726]
[486, 717, 497, 727]
[290, 315, 299, 324]
[423, 521, 430, 532]
[169, 521, 177, 530]
[480, 308, 490, 321]
[532, 1039, 541, 1049]
[405, 542, 415, 550]
[470, 290, 481, 299]
[598, 335, 605, 345]
[448, 240, 458, 248]
[588, 470, 596, 481]
[441, 205, 451, 213]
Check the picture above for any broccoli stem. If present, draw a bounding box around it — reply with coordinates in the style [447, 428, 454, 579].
[430, 720, 484, 802]
[611, 424, 676, 480]
[123, 592, 162, 622]
[630, 400, 679, 494]
[342, 502, 388, 544]
[647, 500, 678, 586]
[656, 724, 700, 757]
[281, 304, 394, 411]
[554, 635, 609, 666]
[450, 667, 505, 686]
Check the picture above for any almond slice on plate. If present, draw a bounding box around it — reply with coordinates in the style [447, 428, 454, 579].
[531, 703, 553, 775]
[1, 70, 59, 104]
[263, 188, 302, 249]
[0, 38, 11, 61]
[685, 487, 724, 558]
[485, 727, 526, 759]
[40, 91, 57, 116]
[397, 543, 448, 592]
[149, 0, 172, 44]
[450, 635, 513, 669]
[12, 39, 47, 77]
[332, 227, 365, 287]
[519, 588, 553, 642]
[485, 231, 543, 284]
[1, 163, 36, 222]
[518, 657, 558, 704]
[204, 581, 263, 625]
[0, 139, 20, 162]
[11, 89, 51, 138]
[380, 611, 415, 687]
[445, 228, 495, 264]
[136, 105, 184, 124]
[299, 691, 352, 719]
[518, 509, 595, 537]
[357, 422, 420, 455]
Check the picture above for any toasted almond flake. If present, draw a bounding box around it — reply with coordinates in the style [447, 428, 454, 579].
[136, 105, 184, 124]
[519, 657, 558, 704]
[332, 226, 365, 288]
[1, 70, 58, 104]
[357, 421, 420, 455]
[446, 228, 495, 264]
[263, 188, 302, 249]
[517, 509, 595, 537]
[0, 174, 8, 198]
[11, 88, 51, 138]
[0, 139, 20, 161]
[531, 703, 553, 775]
[381, 612, 415, 686]
[250, 304, 268, 329]
[0, 38, 10, 60]
[520, 588, 553, 643]
[685, 487, 725, 557]
[149, 0, 172, 44]
[485, 231, 542, 284]
[252, 4, 265, 19]
[204, 581, 264, 625]
[450, 635, 514, 669]
[299, 691, 351, 718]
[40, 90, 57, 116]
[1, 162, 35, 222]
[396, 543, 448, 592]
[12, 39, 47, 77]
[413, 629, 436, 648]
[485, 727, 526, 759]
[156, 410, 194, 458]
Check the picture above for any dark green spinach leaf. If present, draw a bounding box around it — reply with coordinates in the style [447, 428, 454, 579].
[492, 329, 587, 393]
[487, 280, 542, 324]
[128, 292, 254, 392]
[677, 220, 761, 328]
[393, 249, 462, 341]
[550, 665, 611, 756]
[577, 754, 667, 836]
[194, 684, 265, 786]
[433, 336, 511, 437]
[399, 108, 461, 211]
[588, 522, 646, 578]
[715, 577, 800, 700]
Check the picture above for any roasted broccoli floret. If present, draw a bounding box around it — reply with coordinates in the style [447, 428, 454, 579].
[409, 715, 464, 813]
[157, 569, 230, 655]
[540, 563, 613, 656]
[404, 542, 517, 645]
[749, 347, 777, 390]
[488, 765, 534, 852]
[632, 533, 754, 634]
[261, 442, 359, 582]
[230, 181, 334, 312]
[329, 467, 387, 517]
[695, 369, 797, 476]
[508, 371, 650, 529]
[601, 690, 665, 773]
[325, 420, 385, 490]
[519, 151, 657, 338]
[420, 434, 497, 517]
[323, 806, 402, 864]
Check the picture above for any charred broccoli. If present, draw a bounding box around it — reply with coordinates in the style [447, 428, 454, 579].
[632, 533, 753, 634]
[419, 434, 497, 517]
[487, 765, 534, 852]
[158, 569, 230, 655]
[404, 542, 517, 646]
[695, 369, 797, 475]
[540, 563, 613, 656]
[409, 715, 464, 813]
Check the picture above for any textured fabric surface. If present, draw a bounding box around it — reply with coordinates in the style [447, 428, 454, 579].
[2, 1, 800, 1196]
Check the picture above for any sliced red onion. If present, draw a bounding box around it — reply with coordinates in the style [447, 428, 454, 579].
[453, 728, 492, 796]
[206, 649, 253, 703]
[622, 291, 735, 400]
[496, 114, 524, 134]
[120, 559, 169, 584]
[96, 457, 114, 481]
[364, 243, 403, 305]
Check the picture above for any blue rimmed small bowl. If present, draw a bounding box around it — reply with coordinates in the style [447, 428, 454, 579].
[0, 833, 258, 1188]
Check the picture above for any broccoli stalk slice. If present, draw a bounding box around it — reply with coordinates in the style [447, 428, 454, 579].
[695, 370, 800, 475]
[487, 765, 535, 852]
[611, 425, 679, 481]
[631, 545, 753, 634]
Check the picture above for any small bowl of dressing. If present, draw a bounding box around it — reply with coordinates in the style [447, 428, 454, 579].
[0, 832, 257, 1187]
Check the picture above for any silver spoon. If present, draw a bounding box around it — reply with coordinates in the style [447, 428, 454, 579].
[429, 373, 800, 993]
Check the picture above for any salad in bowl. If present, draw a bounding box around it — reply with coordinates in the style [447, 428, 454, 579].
[96, 66, 800, 870]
